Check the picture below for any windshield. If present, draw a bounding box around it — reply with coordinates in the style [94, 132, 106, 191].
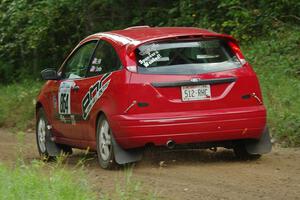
[135, 39, 242, 75]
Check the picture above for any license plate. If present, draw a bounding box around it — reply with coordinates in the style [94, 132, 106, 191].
[181, 85, 211, 101]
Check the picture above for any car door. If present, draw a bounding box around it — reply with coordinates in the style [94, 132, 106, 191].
[69, 39, 124, 143]
[55, 40, 98, 140]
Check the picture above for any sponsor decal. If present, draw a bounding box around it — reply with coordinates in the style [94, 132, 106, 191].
[55, 114, 84, 124]
[90, 57, 103, 72]
[82, 73, 112, 120]
[92, 57, 102, 65]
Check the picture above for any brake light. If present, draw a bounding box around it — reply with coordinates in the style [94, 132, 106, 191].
[228, 41, 246, 65]
[129, 51, 135, 60]
[127, 66, 137, 72]
[126, 51, 138, 72]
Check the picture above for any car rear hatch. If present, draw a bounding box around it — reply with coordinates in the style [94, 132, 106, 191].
[109, 36, 268, 147]
[126, 37, 264, 115]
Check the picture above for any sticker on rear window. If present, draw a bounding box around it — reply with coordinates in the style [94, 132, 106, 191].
[138, 51, 162, 67]
[137, 43, 162, 67]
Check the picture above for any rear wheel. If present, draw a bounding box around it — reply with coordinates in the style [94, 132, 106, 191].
[233, 142, 261, 160]
[96, 116, 117, 169]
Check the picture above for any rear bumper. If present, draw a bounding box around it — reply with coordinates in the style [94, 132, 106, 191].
[110, 106, 266, 149]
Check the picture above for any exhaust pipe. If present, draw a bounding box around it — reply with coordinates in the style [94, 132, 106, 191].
[166, 140, 176, 149]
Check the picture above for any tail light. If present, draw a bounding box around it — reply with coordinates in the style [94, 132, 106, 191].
[127, 66, 137, 72]
[228, 41, 247, 65]
[126, 51, 138, 72]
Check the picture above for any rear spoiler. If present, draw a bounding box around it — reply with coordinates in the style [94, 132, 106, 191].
[125, 33, 238, 55]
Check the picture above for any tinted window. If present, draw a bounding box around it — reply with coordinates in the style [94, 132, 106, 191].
[136, 39, 242, 75]
[87, 40, 122, 77]
[63, 41, 97, 79]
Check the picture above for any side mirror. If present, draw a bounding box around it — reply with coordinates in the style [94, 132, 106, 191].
[41, 68, 59, 80]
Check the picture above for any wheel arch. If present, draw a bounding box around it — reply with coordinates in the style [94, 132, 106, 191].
[94, 109, 143, 166]
[95, 110, 106, 136]
[36, 101, 43, 115]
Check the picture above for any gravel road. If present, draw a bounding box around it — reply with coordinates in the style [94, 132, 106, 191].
[1, 129, 300, 200]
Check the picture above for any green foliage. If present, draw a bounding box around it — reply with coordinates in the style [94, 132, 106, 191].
[0, 0, 299, 83]
[165, 0, 300, 40]
[0, 0, 88, 82]
[243, 26, 300, 146]
[0, 80, 42, 130]
[0, 161, 97, 200]
[0, 159, 158, 200]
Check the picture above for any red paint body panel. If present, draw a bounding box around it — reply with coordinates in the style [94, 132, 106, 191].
[37, 27, 267, 151]
[111, 106, 266, 148]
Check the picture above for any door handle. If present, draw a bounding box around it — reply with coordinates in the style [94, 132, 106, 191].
[72, 85, 80, 91]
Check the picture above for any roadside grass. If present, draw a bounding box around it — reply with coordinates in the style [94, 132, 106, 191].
[0, 131, 96, 200]
[0, 131, 158, 200]
[0, 159, 158, 200]
[0, 161, 97, 200]
[243, 26, 300, 146]
[0, 80, 42, 130]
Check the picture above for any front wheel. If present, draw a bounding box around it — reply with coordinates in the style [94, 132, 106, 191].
[36, 108, 72, 160]
[96, 116, 117, 169]
[36, 109, 50, 158]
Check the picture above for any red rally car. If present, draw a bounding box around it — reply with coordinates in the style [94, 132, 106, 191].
[36, 26, 272, 169]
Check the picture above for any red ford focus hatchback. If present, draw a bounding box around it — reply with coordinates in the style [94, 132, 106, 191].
[36, 26, 272, 169]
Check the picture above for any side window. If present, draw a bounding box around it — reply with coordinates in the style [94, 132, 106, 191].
[63, 41, 97, 79]
[87, 40, 122, 77]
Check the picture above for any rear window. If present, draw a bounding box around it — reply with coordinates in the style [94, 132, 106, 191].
[135, 39, 242, 75]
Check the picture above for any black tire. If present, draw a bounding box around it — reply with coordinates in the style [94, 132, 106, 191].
[96, 115, 117, 169]
[233, 142, 261, 160]
[36, 108, 72, 160]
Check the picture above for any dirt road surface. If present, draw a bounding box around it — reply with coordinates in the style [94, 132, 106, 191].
[1, 128, 300, 200]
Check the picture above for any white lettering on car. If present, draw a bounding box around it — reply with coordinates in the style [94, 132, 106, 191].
[138, 43, 162, 68]
[138, 51, 162, 67]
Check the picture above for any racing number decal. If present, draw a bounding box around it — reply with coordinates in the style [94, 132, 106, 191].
[60, 93, 69, 113]
[58, 81, 74, 115]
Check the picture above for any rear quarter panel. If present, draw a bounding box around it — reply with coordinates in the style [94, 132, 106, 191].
[87, 69, 131, 141]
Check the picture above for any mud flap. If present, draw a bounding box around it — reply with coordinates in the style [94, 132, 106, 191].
[45, 128, 61, 156]
[112, 137, 143, 165]
[245, 126, 272, 154]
